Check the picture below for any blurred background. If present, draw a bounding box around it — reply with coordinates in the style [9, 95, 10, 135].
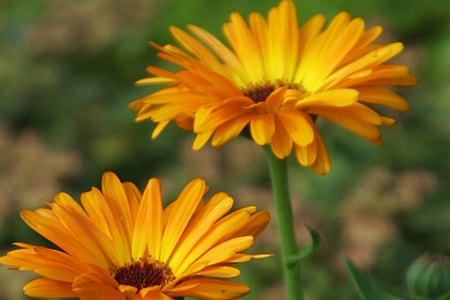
[0, 0, 449, 299]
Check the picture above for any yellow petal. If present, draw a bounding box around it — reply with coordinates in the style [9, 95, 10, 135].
[169, 26, 222, 71]
[235, 210, 271, 238]
[224, 12, 263, 82]
[72, 272, 123, 300]
[358, 86, 410, 111]
[270, 117, 293, 159]
[1, 246, 78, 282]
[311, 132, 330, 174]
[298, 14, 326, 58]
[249, 113, 275, 145]
[160, 179, 206, 262]
[139, 287, 173, 300]
[295, 88, 359, 108]
[189, 24, 245, 80]
[265, 86, 286, 113]
[132, 178, 163, 259]
[381, 116, 397, 125]
[20, 208, 111, 269]
[125, 181, 141, 209]
[168, 278, 250, 300]
[24, 278, 75, 298]
[194, 104, 247, 132]
[294, 139, 318, 167]
[189, 265, 241, 278]
[174, 209, 252, 275]
[45, 202, 115, 269]
[82, 188, 129, 266]
[194, 236, 253, 268]
[101, 172, 134, 247]
[169, 193, 233, 274]
[278, 110, 314, 146]
[211, 115, 249, 147]
[135, 77, 176, 86]
[309, 104, 383, 141]
[193, 130, 214, 150]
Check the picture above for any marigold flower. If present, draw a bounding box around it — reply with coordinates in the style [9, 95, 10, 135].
[0, 172, 270, 300]
[130, 0, 417, 174]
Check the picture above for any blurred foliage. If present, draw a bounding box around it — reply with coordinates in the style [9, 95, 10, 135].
[0, 0, 449, 299]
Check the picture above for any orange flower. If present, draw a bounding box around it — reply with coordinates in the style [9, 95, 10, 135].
[130, 0, 417, 174]
[0, 172, 270, 300]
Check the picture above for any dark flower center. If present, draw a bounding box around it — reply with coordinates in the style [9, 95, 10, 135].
[243, 82, 305, 104]
[112, 257, 175, 291]
[243, 84, 275, 103]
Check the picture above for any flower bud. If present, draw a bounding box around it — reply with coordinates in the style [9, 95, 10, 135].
[406, 253, 450, 298]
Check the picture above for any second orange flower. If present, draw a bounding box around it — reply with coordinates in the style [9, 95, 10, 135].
[0, 172, 269, 300]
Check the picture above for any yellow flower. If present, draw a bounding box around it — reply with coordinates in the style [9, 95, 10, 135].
[0, 172, 270, 300]
[130, 0, 417, 174]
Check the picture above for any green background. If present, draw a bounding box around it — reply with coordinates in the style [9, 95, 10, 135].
[1, 0, 449, 299]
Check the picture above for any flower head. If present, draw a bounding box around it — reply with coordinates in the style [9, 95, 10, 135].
[130, 0, 417, 174]
[0, 172, 270, 300]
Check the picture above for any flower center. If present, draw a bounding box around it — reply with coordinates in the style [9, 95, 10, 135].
[111, 257, 175, 291]
[243, 84, 275, 103]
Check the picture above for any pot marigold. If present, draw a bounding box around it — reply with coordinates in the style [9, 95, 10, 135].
[0, 172, 270, 300]
[130, 0, 417, 174]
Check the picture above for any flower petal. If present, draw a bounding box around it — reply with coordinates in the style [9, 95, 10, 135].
[169, 192, 233, 275]
[168, 278, 250, 300]
[294, 88, 359, 108]
[73, 272, 123, 300]
[294, 139, 318, 167]
[250, 113, 275, 145]
[308, 103, 384, 141]
[132, 178, 163, 259]
[278, 110, 314, 146]
[270, 117, 293, 159]
[24, 278, 75, 298]
[160, 179, 207, 262]
[357, 86, 410, 111]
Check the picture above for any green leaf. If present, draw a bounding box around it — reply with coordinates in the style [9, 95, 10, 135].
[288, 225, 322, 267]
[344, 256, 411, 300]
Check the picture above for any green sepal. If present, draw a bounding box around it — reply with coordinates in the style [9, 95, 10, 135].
[287, 225, 321, 267]
[344, 256, 412, 300]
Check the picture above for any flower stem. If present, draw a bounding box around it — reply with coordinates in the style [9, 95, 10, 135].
[263, 146, 303, 300]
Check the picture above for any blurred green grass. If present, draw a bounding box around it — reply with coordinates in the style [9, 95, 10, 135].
[1, 0, 449, 299]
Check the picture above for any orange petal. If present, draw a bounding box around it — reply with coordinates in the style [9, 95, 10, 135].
[101, 172, 133, 255]
[308, 104, 383, 141]
[294, 139, 318, 167]
[24, 278, 75, 298]
[168, 278, 250, 299]
[249, 113, 275, 145]
[72, 269, 119, 298]
[189, 265, 241, 279]
[211, 115, 249, 147]
[270, 117, 293, 159]
[160, 179, 207, 262]
[169, 193, 233, 273]
[278, 110, 314, 146]
[132, 178, 163, 259]
[295, 88, 359, 108]
[73, 278, 123, 300]
[310, 132, 331, 174]
[357, 86, 410, 111]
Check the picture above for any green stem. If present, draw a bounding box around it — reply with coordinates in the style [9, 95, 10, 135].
[263, 146, 303, 300]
